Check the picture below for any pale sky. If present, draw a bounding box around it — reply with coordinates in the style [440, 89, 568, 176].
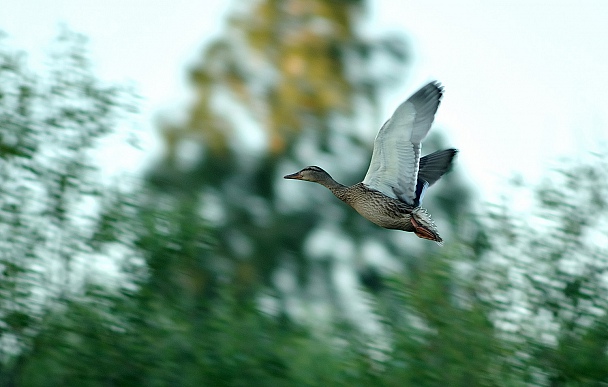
[2, 0, 607, 202]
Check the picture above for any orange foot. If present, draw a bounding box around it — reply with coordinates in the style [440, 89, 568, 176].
[411, 217, 443, 243]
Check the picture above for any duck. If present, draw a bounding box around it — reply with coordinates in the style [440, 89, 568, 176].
[284, 81, 457, 243]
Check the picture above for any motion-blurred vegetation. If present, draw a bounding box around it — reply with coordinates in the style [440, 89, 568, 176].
[1, 1, 608, 386]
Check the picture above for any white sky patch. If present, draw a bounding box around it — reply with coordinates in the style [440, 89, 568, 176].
[370, 1, 608, 200]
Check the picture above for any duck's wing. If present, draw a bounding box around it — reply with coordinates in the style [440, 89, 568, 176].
[362, 81, 443, 205]
[418, 148, 458, 187]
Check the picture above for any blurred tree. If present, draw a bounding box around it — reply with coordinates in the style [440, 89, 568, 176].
[0, 28, 136, 384]
[478, 154, 608, 385]
[148, 0, 472, 323]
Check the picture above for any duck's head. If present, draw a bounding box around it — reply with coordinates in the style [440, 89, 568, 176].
[283, 166, 331, 183]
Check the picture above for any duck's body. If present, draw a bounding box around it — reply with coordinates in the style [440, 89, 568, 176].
[284, 81, 456, 243]
[326, 181, 415, 229]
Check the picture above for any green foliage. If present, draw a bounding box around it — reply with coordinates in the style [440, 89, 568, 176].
[383, 254, 503, 386]
[478, 154, 608, 385]
[0, 27, 136, 382]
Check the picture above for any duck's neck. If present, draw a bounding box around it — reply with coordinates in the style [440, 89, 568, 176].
[316, 174, 348, 198]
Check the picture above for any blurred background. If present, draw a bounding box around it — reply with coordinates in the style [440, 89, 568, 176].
[1, 1, 608, 385]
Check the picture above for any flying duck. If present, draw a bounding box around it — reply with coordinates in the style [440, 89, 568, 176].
[284, 81, 457, 243]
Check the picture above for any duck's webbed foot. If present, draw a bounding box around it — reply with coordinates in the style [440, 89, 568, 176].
[410, 208, 443, 245]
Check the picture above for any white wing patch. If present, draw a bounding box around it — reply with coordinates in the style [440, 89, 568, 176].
[362, 82, 443, 205]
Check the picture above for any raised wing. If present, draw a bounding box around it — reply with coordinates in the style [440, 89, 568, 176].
[362, 81, 443, 205]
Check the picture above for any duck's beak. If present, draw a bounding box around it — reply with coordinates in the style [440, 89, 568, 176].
[284, 171, 303, 180]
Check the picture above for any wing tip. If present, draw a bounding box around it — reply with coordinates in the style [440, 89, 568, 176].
[409, 80, 444, 112]
[423, 80, 444, 98]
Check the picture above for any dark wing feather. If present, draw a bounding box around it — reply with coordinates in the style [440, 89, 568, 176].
[418, 148, 458, 187]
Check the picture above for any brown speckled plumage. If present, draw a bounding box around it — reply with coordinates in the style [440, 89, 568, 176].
[331, 183, 415, 231]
